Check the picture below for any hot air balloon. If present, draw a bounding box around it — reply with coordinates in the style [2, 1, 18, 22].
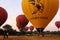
[24, 26, 29, 32]
[22, 0, 59, 34]
[16, 15, 29, 29]
[55, 21, 60, 29]
[29, 26, 34, 31]
[16, 23, 21, 29]
[0, 7, 8, 26]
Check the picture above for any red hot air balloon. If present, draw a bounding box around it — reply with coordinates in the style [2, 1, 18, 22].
[24, 26, 29, 32]
[55, 21, 60, 29]
[0, 7, 8, 26]
[16, 23, 21, 29]
[16, 15, 29, 29]
[29, 26, 34, 31]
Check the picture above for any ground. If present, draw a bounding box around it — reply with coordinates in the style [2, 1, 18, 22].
[0, 35, 60, 40]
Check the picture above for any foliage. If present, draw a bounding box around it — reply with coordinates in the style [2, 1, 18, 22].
[0, 29, 4, 35]
[3, 24, 12, 30]
[0, 24, 59, 36]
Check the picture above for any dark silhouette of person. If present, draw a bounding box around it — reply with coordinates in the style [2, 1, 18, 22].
[3, 30, 8, 40]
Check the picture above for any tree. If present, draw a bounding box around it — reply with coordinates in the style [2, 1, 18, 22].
[3, 24, 13, 35]
[3, 24, 12, 30]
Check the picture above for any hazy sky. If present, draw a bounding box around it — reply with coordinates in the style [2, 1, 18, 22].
[0, 0, 60, 31]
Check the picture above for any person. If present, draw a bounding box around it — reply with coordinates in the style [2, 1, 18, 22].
[3, 30, 8, 40]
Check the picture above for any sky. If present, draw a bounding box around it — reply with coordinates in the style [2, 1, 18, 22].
[0, 0, 60, 31]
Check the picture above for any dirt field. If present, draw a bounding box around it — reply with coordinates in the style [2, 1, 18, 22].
[0, 35, 60, 40]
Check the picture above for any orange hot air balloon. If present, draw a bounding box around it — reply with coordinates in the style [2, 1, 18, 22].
[0, 7, 8, 26]
[16, 15, 29, 29]
[22, 0, 59, 33]
[55, 21, 60, 29]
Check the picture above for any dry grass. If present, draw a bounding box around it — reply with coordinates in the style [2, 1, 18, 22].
[0, 35, 60, 40]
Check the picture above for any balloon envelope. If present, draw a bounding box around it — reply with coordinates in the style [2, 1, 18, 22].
[29, 26, 34, 31]
[0, 7, 8, 26]
[55, 21, 60, 29]
[16, 23, 21, 29]
[16, 15, 29, 29]
[25, 26, 29, 31]
[22, 0, 59, 29]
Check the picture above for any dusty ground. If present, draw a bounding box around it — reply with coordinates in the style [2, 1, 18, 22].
[0, 35, 60, 40]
